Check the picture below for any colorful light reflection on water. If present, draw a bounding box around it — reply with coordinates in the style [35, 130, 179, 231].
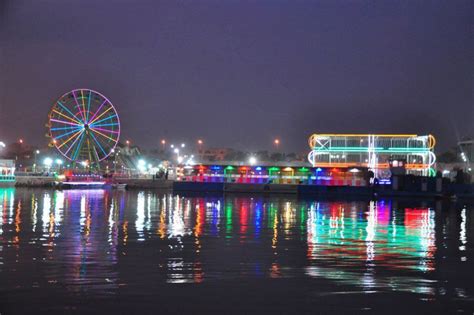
[0, 188, 473, 313]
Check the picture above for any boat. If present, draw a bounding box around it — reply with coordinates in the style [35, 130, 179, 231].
[60, 173, 106, 189]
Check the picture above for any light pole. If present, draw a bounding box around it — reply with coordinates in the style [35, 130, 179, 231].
[55, 159, 63, 173]
[161, 139, 166, 150]
[197, 139, 203, 161]
[173, 148, 180, 164]
[43, 157, 53, 173]
[34, 150, 40, 172]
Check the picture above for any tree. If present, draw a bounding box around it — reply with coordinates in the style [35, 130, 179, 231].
[437, 150, 458, 163]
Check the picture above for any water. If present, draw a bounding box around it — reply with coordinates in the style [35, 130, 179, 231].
[0, 188, 473, 314]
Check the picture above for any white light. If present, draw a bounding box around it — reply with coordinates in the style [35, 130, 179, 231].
[181, 143, 185, 148]
[442, 170, 450, 174]
[55, 159, 63, 165]
[177, 156, 184, 163]
[43, 157, 53, 167]
[81, 161, 88, 167]
[35, 150, 40, 154]
[170, 144, 174, 148]
[249, 156, 257, 165]
[138, 159, 146, 167]
[174, 148, 179, 154]
[148, 163, 153, 169]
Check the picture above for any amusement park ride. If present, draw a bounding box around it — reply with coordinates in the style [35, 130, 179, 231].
[47, 89, 121, 187]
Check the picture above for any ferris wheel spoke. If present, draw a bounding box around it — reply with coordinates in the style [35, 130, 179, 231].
[64, 129, 85, 156]
[90, 127, 117, 142]
[53, 126, 84, 140]
[90, 126, 120, 134]
[90, 122, 119, 128]
[72, 132, 86, 160]
[50, 118, 82, 127]
[51, 126, 83, 131]
[87, 99, 108, 124]
[57, 101, 83, 124]
[88, 105, 113, 125]
[89, 131, 108, 157]
[80, 90, 88, 123]
[89, 115, 117, 126]
[58, 129, 84, 149]
[52, 109, 82, 125]
[72, 90, 87, 122]
[86, 90, 92, 122]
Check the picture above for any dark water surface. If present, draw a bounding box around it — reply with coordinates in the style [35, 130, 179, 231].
[0, 188, 473, 314]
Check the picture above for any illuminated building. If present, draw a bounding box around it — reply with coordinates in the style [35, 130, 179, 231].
[307, 134, 436, 178]
[0, 159, 15, 186]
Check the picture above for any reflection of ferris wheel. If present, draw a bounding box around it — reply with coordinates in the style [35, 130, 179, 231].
[48, 89, 120, 166]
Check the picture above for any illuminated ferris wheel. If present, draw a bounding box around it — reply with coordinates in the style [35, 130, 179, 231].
[48, 89, 120, 166]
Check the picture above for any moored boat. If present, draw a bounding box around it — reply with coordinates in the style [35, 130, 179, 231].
[60, 173, 106, 189]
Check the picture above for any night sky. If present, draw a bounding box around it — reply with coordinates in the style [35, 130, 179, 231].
[0, 0, 472, 153]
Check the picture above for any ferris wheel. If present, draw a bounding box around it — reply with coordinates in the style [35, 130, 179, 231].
[48, 89, 120, 166]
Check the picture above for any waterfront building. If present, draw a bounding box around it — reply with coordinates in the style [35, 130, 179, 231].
[0, 159, 15, 186]
[307, 134, 436, 178]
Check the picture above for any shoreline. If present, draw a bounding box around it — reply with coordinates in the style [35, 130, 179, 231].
[6, 176, 474, 199]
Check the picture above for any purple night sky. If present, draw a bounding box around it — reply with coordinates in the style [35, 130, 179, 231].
[0, 0, 472, 152]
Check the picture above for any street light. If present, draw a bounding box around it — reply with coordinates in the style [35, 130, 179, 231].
[44, 157, 53, 172]
[197, 139, 203, 154]
[249, 156, 257, 165]
[161, 139, 166, 150]
[138, 159, 146, 173]
[274, 138, 280, 150]
[181, 143, 185, 148]
[0, 141, 5, 148]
